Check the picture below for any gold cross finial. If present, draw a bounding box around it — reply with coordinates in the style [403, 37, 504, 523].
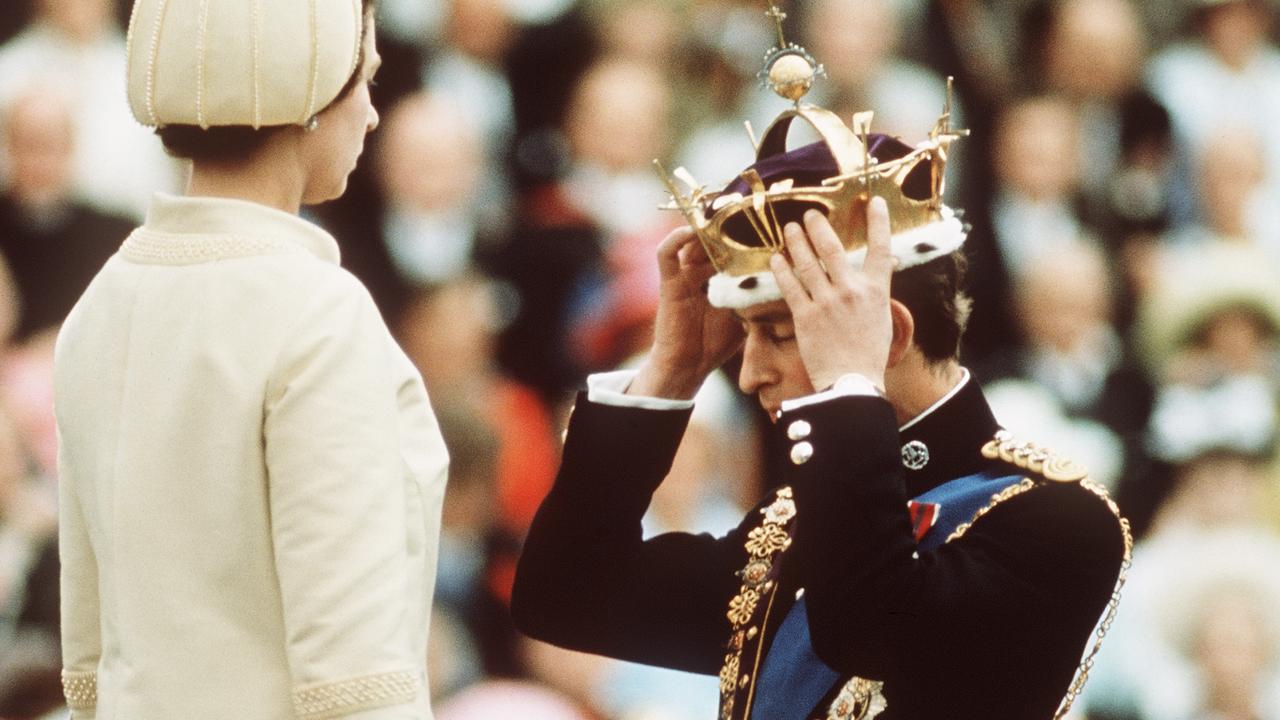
[767, 4, 788, 47]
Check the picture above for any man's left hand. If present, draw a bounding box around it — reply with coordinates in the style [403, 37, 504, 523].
[770, 197, 895, 392]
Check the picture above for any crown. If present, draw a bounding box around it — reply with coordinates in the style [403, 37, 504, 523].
[658, 3, 970, 309]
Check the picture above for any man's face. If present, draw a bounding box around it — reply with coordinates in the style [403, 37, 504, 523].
[736, 300, 816, 419]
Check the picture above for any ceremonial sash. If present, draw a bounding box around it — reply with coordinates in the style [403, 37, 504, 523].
[749, 470, 1026, 720]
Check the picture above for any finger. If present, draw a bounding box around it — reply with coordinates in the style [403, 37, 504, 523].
[783, 221, 828, 295]
[803, 209, 852, 284]
[677, 239, 713, 268]
[770, 250, 811, 307]
[656, 226, 698, 277]
[862, 196, 895, 281]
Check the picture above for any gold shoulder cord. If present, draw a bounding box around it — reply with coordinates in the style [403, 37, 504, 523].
[971, 433, 1135, 720]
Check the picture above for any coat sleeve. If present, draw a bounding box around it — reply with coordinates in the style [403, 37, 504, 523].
[58, 425, 100, 720]
[511, 394, 749, 675]
[263, 272, 429, 720]
[782, 395, 1126, 681]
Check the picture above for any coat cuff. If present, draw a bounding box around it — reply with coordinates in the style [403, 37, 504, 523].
[292, 669, 422, 719]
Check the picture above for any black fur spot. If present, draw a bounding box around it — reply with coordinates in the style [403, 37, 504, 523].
[739, 277, 759, 290]
[914, 243, 936, 254]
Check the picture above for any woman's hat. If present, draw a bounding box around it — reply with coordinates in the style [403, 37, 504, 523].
[125, 0, 365, 129]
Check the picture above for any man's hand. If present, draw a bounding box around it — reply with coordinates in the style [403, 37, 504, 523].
[629, 227, 745, 400]
[770, 197, 895, 392]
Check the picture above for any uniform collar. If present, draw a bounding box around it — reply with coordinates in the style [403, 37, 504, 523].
[138, 193, 341, 264]
[897, 369, 1002, 498]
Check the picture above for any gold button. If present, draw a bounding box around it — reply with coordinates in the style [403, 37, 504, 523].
[787, 419, 812, 441]
[739, 673, 750, 689]
[746, 626, 758, 640]
[790, 441, 814, 465]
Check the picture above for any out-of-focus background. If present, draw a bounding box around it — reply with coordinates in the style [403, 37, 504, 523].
[1, 0, 1280, 718]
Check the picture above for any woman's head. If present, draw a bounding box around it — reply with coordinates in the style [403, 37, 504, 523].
[128, 0, 380, 201]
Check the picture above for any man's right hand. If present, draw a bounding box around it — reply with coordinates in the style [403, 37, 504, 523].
[628, 227, 744, 400]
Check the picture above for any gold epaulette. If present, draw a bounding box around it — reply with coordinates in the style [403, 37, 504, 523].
[980, 430, 1089, 483]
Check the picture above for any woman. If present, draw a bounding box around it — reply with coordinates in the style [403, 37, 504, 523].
[54, 1, 446, 718]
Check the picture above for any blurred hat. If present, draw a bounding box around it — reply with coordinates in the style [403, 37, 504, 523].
[1136, 244, 1280, 374]
[125, 0, 364, 129]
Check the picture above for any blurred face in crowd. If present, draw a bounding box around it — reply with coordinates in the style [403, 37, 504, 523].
[376, 93, 482, 212]
[1015, 244, 1111, 355]
[1199, 129, 1265, 238]
[38, 0, 113, 44]
[1044, 0, 1146, 101]
[598, 0, 681, 67]
[1201, 0, 1272, 71]
[299, 13, 382, 205]
[445, 0, 515, 65]
[807, 0, 896, 91]
[565, 59, 671, 173]
[1196, 307, 1276, 375]
[3, 90, 76, 209]
[1170, 453, 1268, 528]
[994, 96, 1081, 202]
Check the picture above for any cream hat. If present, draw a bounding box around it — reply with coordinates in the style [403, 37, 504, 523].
[125, 0, 364, 129]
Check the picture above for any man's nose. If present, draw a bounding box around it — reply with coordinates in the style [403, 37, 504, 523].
[738, 332, 770, 396]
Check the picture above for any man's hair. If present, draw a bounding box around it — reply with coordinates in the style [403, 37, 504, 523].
[890, 250, 972, 364]
[156, 0, 376, 163]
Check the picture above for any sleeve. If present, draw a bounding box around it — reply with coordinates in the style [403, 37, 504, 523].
[586, 369, 696, 410]
[781, 396, 1125, 680]
[263, 273, 427, 720]
[511, 393, 748, 675]
[58, 433, 100, 720]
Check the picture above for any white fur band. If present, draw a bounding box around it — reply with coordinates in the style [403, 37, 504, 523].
[706, 209, 967, 310]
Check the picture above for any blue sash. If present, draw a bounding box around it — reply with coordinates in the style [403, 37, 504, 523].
[749, 470, 1025, 720]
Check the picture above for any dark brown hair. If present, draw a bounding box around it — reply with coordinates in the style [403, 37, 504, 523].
[157, 0, 376, 163]
[890, 250, 972, 365]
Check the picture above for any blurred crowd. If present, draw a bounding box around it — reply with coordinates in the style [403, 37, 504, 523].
[0, 0, 1279, 718]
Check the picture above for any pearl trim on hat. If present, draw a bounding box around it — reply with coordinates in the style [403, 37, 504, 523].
[145, 0, 172, 126]
[251, 0, 262, 128]
[303, 0, 321, 125]
[196, 0, 211, 129]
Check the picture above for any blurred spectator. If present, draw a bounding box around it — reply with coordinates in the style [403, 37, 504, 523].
[562, 58, 672, 240]
[374, 91, 506, 286]
[587, 0, 681, 69]
[426, 0, 518, 173]
[1085, 528, 1280, 719]
[963, 94, 1087, 360]
[1032, 0, 1177, 242]
[1147, 0, 1280, 222]
[803, 0, 959, 140]
[0, 88, 131, 342]
[981, 242, 1154, 491]
[0, 396, 59, 720]
[0, 0, 178, 218]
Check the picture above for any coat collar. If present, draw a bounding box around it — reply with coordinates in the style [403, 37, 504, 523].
[127, 193, 341, 265]
[898, 369, 1002, 498]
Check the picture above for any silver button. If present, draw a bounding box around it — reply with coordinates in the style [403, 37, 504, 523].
[787, 419, 812, 441]
[790, 441, 814, 465]
[901, 440, 929, 470]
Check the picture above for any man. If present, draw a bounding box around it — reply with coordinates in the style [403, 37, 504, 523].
[512, 23, 1128, 719]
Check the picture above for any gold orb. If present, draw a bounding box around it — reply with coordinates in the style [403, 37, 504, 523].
[768, 54, 815, 101]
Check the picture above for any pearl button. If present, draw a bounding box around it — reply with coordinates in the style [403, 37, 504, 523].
[790, 441, 814, 465]
[787, 419, 812, 441]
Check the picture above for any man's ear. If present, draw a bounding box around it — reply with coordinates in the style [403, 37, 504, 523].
[887, 299, 914, 369]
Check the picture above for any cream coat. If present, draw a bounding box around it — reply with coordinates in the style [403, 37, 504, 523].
[54, 194, 447, 719]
